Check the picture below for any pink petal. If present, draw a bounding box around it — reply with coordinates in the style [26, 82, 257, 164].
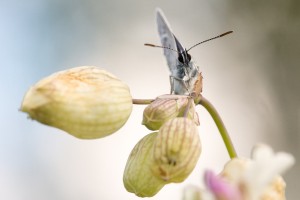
[204, 170, 241, 200]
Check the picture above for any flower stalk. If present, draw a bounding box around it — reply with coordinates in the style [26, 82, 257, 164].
[198, 96, 237, 159]
[133, 95, 237, 159]
[132, 99, 154, 105]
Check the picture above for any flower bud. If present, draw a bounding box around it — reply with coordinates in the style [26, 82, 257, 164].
[152, 117, 201, 182]
[21, 66, 132, 139]
[123, 132, 166, 197]
[142, 95, 199, 130]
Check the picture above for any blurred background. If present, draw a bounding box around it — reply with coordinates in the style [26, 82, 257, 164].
[1, 0, 299, 199]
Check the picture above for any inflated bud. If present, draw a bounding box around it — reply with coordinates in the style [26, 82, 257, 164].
[123, 132, 166, 197]
[152, 117, 201, 182]
[142, 95, 199, 130]
[21, 66, 132, 139]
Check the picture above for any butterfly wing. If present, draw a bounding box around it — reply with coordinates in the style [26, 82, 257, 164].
[155, 8, 179, 76]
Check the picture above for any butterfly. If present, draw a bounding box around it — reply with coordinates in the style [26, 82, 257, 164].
[145, 8, 232, 96]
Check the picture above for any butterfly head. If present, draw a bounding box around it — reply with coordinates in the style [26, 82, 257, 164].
[178, 50, 191, 65]
[174, 35, 191, 65]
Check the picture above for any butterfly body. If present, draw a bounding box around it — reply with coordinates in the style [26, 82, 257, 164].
[156, 9, 202, 95]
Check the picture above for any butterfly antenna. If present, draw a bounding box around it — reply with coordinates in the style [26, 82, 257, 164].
[144, 43, 178, 53]
[187, 31, 233, 52]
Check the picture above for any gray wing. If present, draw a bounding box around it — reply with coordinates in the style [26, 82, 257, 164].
[156, 8, 178, 75]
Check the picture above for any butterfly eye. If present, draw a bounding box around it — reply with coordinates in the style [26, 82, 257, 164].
[187, 53, 191, 62]
[178, 52, 191, 64]
[178, 54, 184, 63]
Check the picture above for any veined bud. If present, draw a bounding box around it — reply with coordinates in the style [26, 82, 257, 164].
[152, 117, 201, 183]
[142, 95, 199, 130]
[21, 66, 132, 139]
[123, 132, 166, 197]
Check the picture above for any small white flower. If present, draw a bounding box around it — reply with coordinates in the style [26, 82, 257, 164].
[184, 144, 295, 200]
[221, 144, 294, 200]
[242, 144, 295, 200]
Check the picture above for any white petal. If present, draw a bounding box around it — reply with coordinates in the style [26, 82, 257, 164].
[244, 144, 295, 200]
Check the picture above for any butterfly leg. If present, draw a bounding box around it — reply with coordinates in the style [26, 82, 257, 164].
[169, 76, 175, 94]
[170, 75, 191, 95]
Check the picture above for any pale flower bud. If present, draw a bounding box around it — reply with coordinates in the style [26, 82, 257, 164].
[21, 66, 132, 139]
[142, 95, 199, 130]
[152, 117, 201, 182]
[123, 132, 166, 197]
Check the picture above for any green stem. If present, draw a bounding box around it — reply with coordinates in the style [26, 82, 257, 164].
[132, 99, 154, 105]
[199, 96, 237, 159]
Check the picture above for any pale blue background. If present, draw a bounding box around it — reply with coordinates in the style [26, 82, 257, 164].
[1, 0, 299, 199]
